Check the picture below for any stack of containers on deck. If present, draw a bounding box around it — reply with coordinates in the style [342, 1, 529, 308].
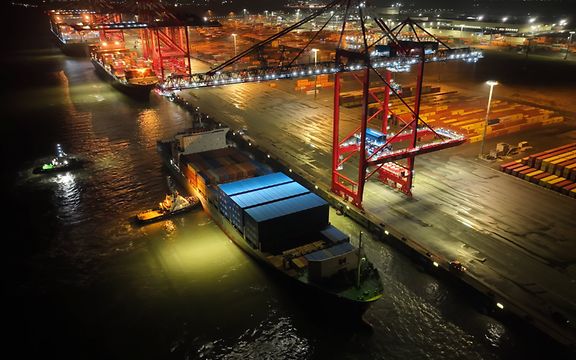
[499, 143, 576, 197]
[244, 193, 329, 253]
[218, 172, 295, 226]
[218, 173, 330, 254]
[180, 148, 262, 202]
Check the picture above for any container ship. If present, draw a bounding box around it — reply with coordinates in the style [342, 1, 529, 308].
[90, 45, 158, 99]
[157, 126, 384, 317]
[48, 11, 100, 57]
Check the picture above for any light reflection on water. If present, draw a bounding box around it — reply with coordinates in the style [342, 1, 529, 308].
[51, 172, 81, 223]
[196, 315, 311, 360]
[485, 321, 507, 348]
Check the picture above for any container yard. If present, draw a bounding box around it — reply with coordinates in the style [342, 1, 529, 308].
[189, 17, 340, 69]
[338, 86, 565, 143]
[500, 143, 576, 197]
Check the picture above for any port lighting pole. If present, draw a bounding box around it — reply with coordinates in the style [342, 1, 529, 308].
[312, 48, 319, 99]
[565, 31, 575, 60]
[479, 80, 498, 158]
[232, 33, 238, 57]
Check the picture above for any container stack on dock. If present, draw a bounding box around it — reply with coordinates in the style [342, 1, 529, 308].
[339, 85, 441, 108]
[343, 89, 563, 143]
[499, 143, 576, 197]
[217, 172, 330, 254]
[294, 75, 334, 92]
[192, 20, 313, 69]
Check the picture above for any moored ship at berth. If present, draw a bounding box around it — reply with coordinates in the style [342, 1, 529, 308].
[157, 126, 384, 317]
[48, 10, 100, 57]
[90, 45, 158, 99]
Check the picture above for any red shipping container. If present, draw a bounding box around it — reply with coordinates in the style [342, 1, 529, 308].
[561, 182, 576, 194]
[552, 180, 573, 191]
[511, 165, 530, 176]
[531, 172, 551, 183]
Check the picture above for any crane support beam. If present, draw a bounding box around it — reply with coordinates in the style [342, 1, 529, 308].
[161, 48, 482, 90]
[366, 138, 466, 167]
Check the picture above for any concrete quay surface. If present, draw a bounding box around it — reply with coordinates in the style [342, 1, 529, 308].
[172, 79, 576, 348]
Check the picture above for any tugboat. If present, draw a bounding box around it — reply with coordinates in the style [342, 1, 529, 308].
[33, 144, 83, 174]
[90, 43, 159, 100]
[136, 191, 199, 224]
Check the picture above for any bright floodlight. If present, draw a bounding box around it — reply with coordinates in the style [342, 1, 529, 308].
[486, 80, 499, 86]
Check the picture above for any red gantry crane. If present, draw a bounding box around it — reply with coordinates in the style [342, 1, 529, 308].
[71, 0, 220, 80]
[125, 0, 192, 80]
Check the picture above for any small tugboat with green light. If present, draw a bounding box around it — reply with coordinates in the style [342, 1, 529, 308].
[136, 191, 199, 224]
[33, 144, 84, 174]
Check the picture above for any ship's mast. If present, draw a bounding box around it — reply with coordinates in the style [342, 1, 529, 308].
[356, 231, 364, 288]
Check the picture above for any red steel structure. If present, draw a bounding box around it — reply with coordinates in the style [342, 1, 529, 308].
[85, 0, 215, 80]
[127, 0, 192, 80]
[331, 17, 467, 207]
[140, 25, 191, 80]
[88, 0, 125, 43]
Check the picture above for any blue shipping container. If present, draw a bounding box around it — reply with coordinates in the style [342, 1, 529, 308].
[244, 192, 329, 253]
[219, 172, 293, 197]
[229, 181, 310, 229]
[320, 225, 349, 245]
[245, 192, 327, 223]
[218, 172, 295, 229]
[366, 128, 386, 144]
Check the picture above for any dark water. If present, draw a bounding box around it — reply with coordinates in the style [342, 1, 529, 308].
[4, 7, 574, 360]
